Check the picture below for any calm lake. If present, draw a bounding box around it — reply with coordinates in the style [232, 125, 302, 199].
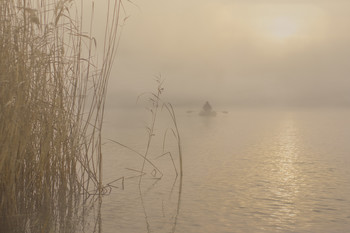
[99, 107, 350, 233]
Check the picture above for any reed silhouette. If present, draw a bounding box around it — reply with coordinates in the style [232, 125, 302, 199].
[0, 0, 122, 232]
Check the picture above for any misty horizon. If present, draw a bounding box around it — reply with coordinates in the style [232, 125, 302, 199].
[106, 86, 350, 109]
[86, 0, 350, 110]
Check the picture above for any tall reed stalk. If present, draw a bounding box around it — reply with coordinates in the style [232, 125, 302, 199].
[0, 0, 122, 232]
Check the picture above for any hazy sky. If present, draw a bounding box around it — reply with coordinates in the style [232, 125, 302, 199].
[92, 0, 350, 107]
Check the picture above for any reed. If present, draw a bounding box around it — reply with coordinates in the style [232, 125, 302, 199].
[108, 78, 183, 232]
[0, 0, 122, 232]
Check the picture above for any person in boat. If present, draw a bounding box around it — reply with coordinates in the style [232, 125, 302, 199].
[200, 101, 216, 116]
[203, 101, 212, 112]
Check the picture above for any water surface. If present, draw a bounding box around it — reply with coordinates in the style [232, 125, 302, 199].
[101, 107, 350, 233]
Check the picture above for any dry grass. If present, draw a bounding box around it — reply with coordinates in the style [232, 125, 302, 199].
[0, 0, 122, 232]
[107, 78, 183, 232]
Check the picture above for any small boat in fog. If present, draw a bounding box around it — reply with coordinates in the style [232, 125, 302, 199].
[199, 101, 217, 116]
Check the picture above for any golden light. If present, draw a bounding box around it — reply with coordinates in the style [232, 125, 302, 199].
[255, 14, 304, 42]
[250, 4, 328, 45]
[266, 16, 299, 40]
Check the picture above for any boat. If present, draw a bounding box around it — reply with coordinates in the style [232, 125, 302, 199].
[199, 101, 217, 116]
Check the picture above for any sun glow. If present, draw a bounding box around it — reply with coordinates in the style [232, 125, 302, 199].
[250, 4, 328, 44]
[267, 16, 299, 39]
[256, 15, 304, 42]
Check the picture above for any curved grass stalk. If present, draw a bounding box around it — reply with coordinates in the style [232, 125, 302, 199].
[0, 0, 124, 232]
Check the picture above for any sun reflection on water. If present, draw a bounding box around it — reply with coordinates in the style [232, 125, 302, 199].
[175, 109, 350, 233]
[237, 116, 306, 232]
[268, 118, 302, 226]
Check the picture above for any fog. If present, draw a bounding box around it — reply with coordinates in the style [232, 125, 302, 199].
[91, 0, 350, 108]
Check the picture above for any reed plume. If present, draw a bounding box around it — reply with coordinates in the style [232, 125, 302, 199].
[0, 0, 122, 232]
